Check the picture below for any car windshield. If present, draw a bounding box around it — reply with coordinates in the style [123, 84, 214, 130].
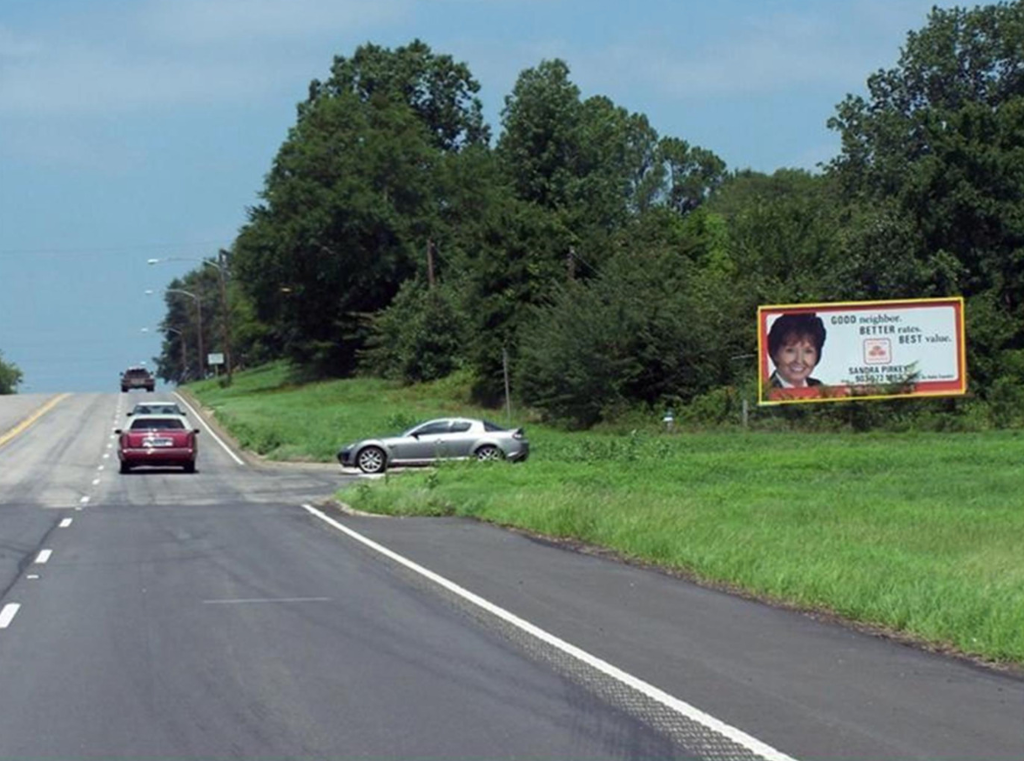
[135, 405, 180, 415]
[129, 418, 185, 431]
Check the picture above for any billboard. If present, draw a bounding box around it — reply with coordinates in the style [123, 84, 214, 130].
[758, 297, 966, 405]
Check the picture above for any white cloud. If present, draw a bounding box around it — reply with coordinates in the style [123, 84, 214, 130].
[0, 0, 412, 117]
[571, 21, 869, 100]
[138, 0, 409, 47]
[0, 45, 298, 115]
[553, 2, 959, 102]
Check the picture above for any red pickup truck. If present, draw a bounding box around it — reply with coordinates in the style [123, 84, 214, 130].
[120, 366, 155, 393]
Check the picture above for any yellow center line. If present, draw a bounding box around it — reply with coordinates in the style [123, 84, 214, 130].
[0, 394, 71, 449]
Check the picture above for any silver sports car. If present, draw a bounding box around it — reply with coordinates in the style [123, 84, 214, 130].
[337, 417, 529, 474]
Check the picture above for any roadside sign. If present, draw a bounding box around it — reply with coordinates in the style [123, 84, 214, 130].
[757, 297, 966, 405]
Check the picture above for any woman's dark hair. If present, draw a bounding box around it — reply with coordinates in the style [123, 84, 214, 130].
[767, 313, 827, 361]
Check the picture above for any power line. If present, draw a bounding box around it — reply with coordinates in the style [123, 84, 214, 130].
[0, 240, 227, 258]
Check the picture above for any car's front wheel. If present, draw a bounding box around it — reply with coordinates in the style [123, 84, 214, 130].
[357, 446, 387, 474]
[119, 461, 131, 474]
[475, 445, 503, 462]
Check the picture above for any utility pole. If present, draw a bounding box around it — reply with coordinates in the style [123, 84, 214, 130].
[427, 240, 436, 289]
[567, 246, 576, 282]
[218, 249, 234, 385]
[195, 297, 204, 379]
[157, 289, 203, 379]
[502, 347, 512, 425]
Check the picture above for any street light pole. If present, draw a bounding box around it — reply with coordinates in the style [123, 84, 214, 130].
[162, 326, 189, 383]
[143, 326, 189, 382]
[147, 288, 203, 379]
[149, 254, 233, 385]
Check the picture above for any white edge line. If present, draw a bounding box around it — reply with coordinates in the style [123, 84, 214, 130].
[202, 597, 332, 604]
[300, 503, 798, 761]
[173, 393, 245, 466]
[0, 603, 21, 628]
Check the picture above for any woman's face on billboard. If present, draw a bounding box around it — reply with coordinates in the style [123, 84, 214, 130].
[773, 334, 818, 386]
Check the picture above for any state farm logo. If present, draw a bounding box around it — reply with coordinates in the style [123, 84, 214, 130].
[864, 338, 892, 365]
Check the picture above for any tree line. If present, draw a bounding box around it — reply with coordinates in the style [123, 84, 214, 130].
[153, 3, 1024, 429]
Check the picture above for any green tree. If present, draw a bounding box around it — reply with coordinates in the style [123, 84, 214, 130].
[496, 59, 582, 210]
[828, 2, 1024, 391]
[362, 278, 468, 383]
[516, 223, 746, 427]
[708, 169, 843, 304]
[660, 137, 726, 215]
[0, 351, 22, 394]
[232, 41, 488, 376]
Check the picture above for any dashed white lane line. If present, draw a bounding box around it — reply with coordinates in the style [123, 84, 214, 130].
[59, 518, 72, 528]
[26, 574, 39, 580]
[103, 453, 110, 460]
[98, 465, 105, 471]
[301, 504, 798, 761]
[202, 597, 332, 605]
[0, 604, 21, 629]
[92, 478, 101, 486]
[79, 496, 90, 505]
[35, 550, 52, 564]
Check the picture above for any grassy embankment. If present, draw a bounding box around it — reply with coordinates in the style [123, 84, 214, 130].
[189, 363, 1024, 666]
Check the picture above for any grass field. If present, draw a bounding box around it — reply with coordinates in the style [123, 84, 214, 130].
[188, 364, 1024, 666]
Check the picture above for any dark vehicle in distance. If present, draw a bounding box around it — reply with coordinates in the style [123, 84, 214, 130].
[121, 366, 155, 393]
[337, 417, 529, 474]
[127, 402, 185, 417]
[116, 415, 199, 473]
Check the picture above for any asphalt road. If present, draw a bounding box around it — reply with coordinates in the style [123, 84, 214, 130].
[0, 392, 1021, 760]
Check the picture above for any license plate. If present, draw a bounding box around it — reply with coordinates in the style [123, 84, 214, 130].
[143, 438, 173, 448]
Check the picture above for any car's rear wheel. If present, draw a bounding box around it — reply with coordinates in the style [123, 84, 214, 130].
[183, 461, 196, 474]
[475, 445, 503, 462]
[357, 446, 386, 474]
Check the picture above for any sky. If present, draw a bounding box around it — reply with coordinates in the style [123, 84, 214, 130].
[1, 0, 963, 393]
